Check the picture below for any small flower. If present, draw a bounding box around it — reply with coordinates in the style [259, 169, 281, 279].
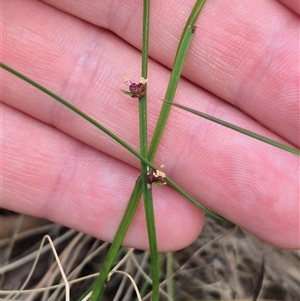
[122, 75, 147, 98]
[147, 168, 167, 186]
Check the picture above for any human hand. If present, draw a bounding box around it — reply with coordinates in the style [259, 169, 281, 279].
[2, 0, 299, 250]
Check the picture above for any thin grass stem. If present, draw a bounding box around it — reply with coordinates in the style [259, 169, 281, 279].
[140, 1, 160, 300]
[90, 179, 143, 300]
[163, 100, 300, 156]
[148, 0, 207, 161]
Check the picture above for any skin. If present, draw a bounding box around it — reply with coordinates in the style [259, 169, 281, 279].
[1, 0, 299, 251]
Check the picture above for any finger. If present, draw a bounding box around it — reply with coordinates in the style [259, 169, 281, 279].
[2, 0, 299, 248]
[41, 0, 299, 146]
[2, 103, 204, 251]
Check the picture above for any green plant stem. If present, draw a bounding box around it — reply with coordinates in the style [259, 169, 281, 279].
[163, 100, 300, 156]
[93, 0, 160, 299]
[148, 0, 207, 161]
[90, 179, 143, 300]
[140, 1, 160, 300]
[165, 177, 226, 222]
[0, 62, 144, 164]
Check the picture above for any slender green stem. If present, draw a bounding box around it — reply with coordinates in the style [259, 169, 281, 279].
[148, 0, 207, 161]
[139, 0, 149, 204]
[91, 178, 143, 300]
[166, 177, 226, 222]
[139, 0, 150, 199]
[163, 100, 300, 156]
[95, 0, 160, 298]
[140, 1, 160, 299]
[0, 62, 144, 164]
